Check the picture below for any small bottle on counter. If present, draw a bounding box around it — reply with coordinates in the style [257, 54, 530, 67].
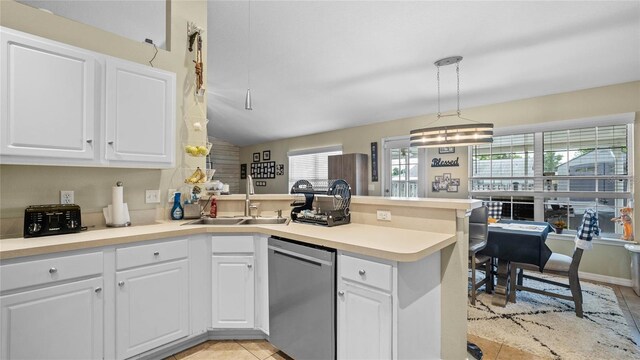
[171, 192, 184, 220]
[210, 197, 217, 218]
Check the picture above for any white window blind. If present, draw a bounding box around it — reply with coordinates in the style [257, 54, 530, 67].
[288, 147, 342, 192]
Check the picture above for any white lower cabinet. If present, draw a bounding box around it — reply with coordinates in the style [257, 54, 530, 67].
[338, 282, 392, 359]
[115, 259, 189, 359]
[211, 235, 256, 329]
[337, 251, 442, 360]
[211, 255, 255, 328]
[0, 277, 104, 360]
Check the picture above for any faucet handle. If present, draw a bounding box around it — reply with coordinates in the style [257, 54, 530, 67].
[276, 209, 283, 218]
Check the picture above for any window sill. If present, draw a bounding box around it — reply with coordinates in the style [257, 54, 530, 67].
[546, 232, 638, 247]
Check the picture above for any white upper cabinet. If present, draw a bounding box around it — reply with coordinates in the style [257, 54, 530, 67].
[105, 58, 175, 166]
[0, 27, 98, 162]
[0, 27, 176, 168]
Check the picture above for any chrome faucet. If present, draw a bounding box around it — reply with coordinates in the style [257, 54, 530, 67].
[245, 174, 255, 217]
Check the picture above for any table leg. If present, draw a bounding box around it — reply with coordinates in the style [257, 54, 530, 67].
[492, 259, 510, 307]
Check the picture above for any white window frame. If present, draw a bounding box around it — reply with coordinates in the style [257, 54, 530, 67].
[468, 113, 634, 239]
[380, 136, 427, 197]
[287, 145, 343, 192]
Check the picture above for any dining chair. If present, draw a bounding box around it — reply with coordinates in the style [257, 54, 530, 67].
[469, 206, 492, 305]
[508, 209, 599, 318]
[483, 201, 503, 220]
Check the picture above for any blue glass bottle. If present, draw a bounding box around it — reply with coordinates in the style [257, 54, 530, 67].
[171, 192, 184, 220]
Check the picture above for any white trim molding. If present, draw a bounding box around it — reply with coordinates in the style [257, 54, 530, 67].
[579, 271, 633, 287]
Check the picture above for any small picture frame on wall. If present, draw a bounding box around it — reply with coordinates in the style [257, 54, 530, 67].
[276, 164, 284, 176]
[439, 147, 455, 154]
[253, 152, 260, 162]
[263, 150, 271, 161]
[447, 185, 459, 192]
[443, 173, 452, 182]
[240, 164, 247, 179]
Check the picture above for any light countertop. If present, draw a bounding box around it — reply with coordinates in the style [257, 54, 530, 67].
[0, 220, 456, 262]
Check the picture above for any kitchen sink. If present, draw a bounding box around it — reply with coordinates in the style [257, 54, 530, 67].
[240, 217, 290, 225]
[183, 218, 244, 225]
[182, 217, 289, 226]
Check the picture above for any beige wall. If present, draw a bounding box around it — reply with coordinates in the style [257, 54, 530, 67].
[0, 0, 207, 220]
[240, 81, 640, 197]
[240, 82, 640, 281]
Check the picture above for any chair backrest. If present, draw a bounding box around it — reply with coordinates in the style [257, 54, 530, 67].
[483, 201, 503, 219]
[469, 206, 489, 244]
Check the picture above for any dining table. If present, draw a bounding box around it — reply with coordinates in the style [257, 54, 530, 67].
[478, 220, 554, 306]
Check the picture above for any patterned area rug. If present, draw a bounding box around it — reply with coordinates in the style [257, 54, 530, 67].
[468, 272, 640, 359]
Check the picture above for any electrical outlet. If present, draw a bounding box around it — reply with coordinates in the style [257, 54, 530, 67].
[167, 189, 177, 203]
[145, 190, 160, 204]
[376, 210, 391, 221]
[60, 190, 74, 204]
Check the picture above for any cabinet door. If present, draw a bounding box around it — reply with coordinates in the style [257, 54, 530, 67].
[115, 260, 188, 359]
[0, 277, 103, 360]
[0, 28, 97, 161]
[212, 256, 255, 328]
[338, 282, 392, 360]
[105, 58, 175, 166]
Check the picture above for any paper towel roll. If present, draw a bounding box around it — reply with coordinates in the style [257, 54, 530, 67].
[112, 186, 125, 225]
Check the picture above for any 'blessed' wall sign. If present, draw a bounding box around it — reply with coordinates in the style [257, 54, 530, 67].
[431, 157, 460, 167]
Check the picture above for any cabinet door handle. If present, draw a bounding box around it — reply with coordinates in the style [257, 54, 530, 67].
[247, 264, 253, 269]
[108, 141, 114, 145]
[358, 269, 366, 276]
[49, 267, 57, 274]
[118, 281, 125, 287]
[95, 287, 102, 293]
[338, 290, 345, 296]
[86, 139, 93, 144]
[153, 251, 160, 256]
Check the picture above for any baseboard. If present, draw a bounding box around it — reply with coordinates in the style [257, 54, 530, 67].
[579, 271, 633, 287]
[209, 328, 268, 340]
[132, 329, 267, 359]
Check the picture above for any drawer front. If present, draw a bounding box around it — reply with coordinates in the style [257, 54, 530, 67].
[1, 252, 103, 292]
[340, 254, 392, 292]
[212, 235, 254, 254]
[116, 239, 188, 270]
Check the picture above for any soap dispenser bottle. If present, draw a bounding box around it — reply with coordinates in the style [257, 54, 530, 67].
[171, 192, 184, 220]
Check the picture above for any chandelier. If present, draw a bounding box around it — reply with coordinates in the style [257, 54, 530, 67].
[410, 56, 493, 148]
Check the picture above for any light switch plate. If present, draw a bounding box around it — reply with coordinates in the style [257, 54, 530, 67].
[60, 190, 74, 204]
[377, 210, 391, 221]
[145, 190, 160, 204]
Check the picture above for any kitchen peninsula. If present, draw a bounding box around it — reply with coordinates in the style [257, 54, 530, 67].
[0, 196, 480, 359]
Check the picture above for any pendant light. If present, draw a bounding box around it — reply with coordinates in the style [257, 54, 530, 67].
[244, 0, 253, 110]
[410, 56, 493, 148]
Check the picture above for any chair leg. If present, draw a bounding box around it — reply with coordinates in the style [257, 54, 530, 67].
[517, 268, 524, 286]
[569, 271, 583, 318]
[470, 255, 477, 305]
[509, 264, 517, 303]
[485, 260, 493, 294]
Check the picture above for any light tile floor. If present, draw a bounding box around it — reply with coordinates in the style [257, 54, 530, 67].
[166, 284, 639, 360]
[164, 340, 291, 360]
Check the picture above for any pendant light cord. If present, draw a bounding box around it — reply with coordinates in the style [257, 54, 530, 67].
[247, 0, 251, 88]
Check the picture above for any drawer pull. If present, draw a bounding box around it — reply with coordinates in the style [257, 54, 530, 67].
[49, 267, 57, 274]
[153, 251, 160, 256]
[95, 287, 102, 293]
[338, 290, 345, 296]
[247, 264, 253, 269]
[358, 269, 366, 276]
[118, 281, 125, 287]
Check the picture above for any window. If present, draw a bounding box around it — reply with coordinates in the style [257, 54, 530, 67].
[287, 146, 342, 192]
[382, 137, 426, 197]
[470, 122, 633, 239]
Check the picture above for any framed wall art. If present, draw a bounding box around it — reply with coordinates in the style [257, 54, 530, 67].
[253, 152, 260, 162]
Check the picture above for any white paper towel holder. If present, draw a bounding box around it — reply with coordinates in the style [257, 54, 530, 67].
[106, 222, 131, 228]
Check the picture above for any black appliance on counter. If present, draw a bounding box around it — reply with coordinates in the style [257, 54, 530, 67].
[24, 204, 82, 238]
[290, 179, 351, 227]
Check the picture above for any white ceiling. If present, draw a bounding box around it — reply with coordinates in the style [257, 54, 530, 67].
[206, 1, 640, 147]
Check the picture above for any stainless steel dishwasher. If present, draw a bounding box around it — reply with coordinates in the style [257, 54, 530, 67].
[268, 236, 335, 360]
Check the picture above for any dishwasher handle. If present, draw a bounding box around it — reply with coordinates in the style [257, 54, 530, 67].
[269, 245, 333, 267]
